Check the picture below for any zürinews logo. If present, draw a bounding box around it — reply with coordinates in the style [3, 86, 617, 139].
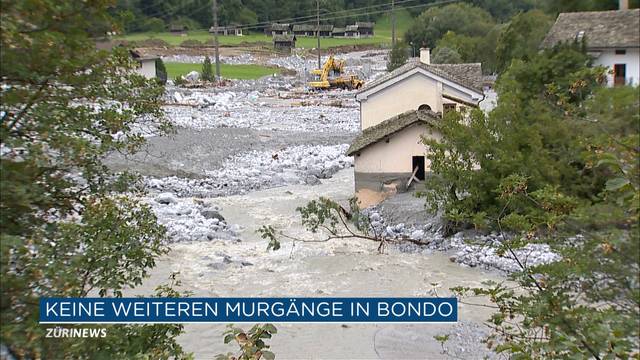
[40, 297, 458, 324]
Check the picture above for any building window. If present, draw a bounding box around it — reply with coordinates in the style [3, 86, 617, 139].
[615, 49, 626, 55]
[614, 64, 626, 86]
[418, 104, 432, 112]
[443, 103, 456, 114]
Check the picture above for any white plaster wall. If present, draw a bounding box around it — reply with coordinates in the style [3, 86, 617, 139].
[593, 48, 639, 86]
[354, 123, 442, 173]
[360, 75, 440, 129]
[137, 59, 157, 79]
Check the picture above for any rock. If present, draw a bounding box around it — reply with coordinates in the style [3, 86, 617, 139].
[305, 175, 321, 185]
[173, 91, 183, 103]
[201, 209, 225, 221]
[369, 212, 381, 222]
[184, 71, 200, 82]
[410, 230, 424, 240]
[155, 192, 177, 205]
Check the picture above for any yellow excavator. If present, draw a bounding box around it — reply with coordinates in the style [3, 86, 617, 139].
[308, 55, 364, 90]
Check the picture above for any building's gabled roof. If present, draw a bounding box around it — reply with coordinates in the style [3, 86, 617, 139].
[209, 26, 239, 32]
[273, 34, 296, 43]
[346, 25, 358, 32]
[293, 24, 315, 31]
[332, 27, 346, 34]
[129, 49, 159, 61]
[270, 23, 290, 31]
[357, 59, 483, 97]
[541, 9, 640, 49]
[346, 110, 439, 156]
[316, 24, 334, 31]
[292, 24, 334, 32]
[355, 22, 375, 28]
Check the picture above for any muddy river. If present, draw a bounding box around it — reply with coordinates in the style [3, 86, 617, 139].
[133, 169, 504, 359]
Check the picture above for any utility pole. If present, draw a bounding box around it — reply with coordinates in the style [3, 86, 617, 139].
[212, 0, 221, 81]
[316, 0, 321, 70]
[391, 0, 396, 48]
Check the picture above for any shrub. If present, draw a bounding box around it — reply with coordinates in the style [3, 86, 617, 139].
[201, 56, 214, 82]
[155, 58, 167, 84]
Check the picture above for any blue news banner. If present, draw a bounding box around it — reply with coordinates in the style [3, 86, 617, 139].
[40, 297, 457, 323]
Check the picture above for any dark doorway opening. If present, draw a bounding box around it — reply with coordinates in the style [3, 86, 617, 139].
[412, 156, 426, 181]
[614, 64, 626, 86]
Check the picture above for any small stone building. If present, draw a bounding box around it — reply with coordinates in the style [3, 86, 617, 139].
[293, 24, 315, 37]
[292, 24, 334, 37]
[316, 24, 334, 37]
[273, 34, 296, 53]
[170, 24, 187, 34]
[332, 27, 346, 37]
[355, 22, 374, 37]
[344, 22, 375, 38]
[129, 49, 158, 79]
[345, 25, 358, 37]
[268, 23, 291, 36]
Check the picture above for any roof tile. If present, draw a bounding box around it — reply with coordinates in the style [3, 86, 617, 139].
[541, 9, 640, 49]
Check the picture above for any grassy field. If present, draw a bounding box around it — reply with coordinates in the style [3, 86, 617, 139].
[120, 30, 390, 48]
[164, 62, 280, 80]
[118, 10, 415, 49]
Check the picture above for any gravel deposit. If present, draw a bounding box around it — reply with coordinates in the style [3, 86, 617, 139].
[362, 204, 560, 273]
[148, 194, 240, 243]
[164, 100, 359, 133]
[162, 53, 256, 65]
[145, 144, 352, 198]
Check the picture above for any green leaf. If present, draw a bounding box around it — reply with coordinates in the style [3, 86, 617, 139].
[605, 177, 630, 192]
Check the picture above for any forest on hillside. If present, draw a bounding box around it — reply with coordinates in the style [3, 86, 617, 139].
[112, 0, 637, 34]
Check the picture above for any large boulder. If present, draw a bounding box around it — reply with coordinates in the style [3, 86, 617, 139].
[184, 71, 200, 82]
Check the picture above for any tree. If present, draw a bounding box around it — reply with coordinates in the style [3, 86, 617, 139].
[496, 10, 553, 73]
[421, 43, 605, 231]
[434, 28, 501, 74]
[432, 47, 463, 64]
[202, 56, 214, 82]
[405, 3, 495, 50]
[452, 86, 639, 358]
[387, 42, 408, 71]
[1, 0, 187, 357]
[156, 58, 168, 84]
[467, 0, 537, 21]
[420, 42, 639, 357]
[142, 17, 166, 32]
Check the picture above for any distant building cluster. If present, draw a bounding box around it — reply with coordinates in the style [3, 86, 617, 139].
[265, 22, 375, 38]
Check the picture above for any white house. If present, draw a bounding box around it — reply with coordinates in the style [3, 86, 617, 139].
[347, 49, 484, 196]
[129, 49, 158, 79]
[541, 6, 639, 86]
